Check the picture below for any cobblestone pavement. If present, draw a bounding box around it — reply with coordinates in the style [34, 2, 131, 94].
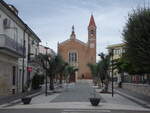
[51, 80, 103, 102]
[1, 80, 150, 112]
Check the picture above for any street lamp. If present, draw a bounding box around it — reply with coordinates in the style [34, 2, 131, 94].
[111, 49, 114, 97]
[22, 31, 26, 93]
[44, 46, 49, 96]
[27, 52, 34, 88]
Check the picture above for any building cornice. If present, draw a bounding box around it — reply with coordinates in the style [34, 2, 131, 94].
[107, 43, 126, 49]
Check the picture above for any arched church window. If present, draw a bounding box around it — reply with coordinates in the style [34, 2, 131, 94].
[69, 52, 77, 63]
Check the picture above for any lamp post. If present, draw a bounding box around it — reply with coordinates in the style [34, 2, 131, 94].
[22, 30, 26, 93]
[27, 52, 34, 88]
[22, 25, 28, 93]
[44, 46, 49, 96]
[111, 49, 114, 97]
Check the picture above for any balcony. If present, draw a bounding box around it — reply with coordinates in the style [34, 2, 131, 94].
[0, 34, 25, 58]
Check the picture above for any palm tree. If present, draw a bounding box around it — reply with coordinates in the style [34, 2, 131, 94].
[98, 53, 110, 92]
[57, 59, 68, 85]
[36, 54, 65, 90]
[63, 65, 78, 83]
[67, 66, 78, 82]
[87, 63, 98, 85]
[47, 55, 66, 90]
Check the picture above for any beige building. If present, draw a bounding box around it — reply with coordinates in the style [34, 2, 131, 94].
[0, 0, 41, 95]
[107, 43, 125, 60]
[58, 15, 97, 80]
[107, 43, 126, 81]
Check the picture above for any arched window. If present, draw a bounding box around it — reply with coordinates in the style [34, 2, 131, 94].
[91, 30, 94, 34]
[69, 52, 77, 63]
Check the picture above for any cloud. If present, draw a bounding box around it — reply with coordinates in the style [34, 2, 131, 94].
[4, 0, 147, 55]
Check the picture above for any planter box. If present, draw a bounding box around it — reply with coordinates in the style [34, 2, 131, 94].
[21, 97, 32, 104]
[89, 98, 100, 106]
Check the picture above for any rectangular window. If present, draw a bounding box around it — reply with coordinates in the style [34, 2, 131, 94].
[114, 49, 116, 55]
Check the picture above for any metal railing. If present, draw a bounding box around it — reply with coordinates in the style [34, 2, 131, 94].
[0, 34, 25, 57]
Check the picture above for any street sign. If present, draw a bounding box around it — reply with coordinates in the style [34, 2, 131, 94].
[27, 66, 32, 72]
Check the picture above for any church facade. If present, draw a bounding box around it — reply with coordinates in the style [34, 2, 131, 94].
[58, 15, 97, 80]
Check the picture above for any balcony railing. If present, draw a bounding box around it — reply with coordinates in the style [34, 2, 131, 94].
[0, 34, 25, 57]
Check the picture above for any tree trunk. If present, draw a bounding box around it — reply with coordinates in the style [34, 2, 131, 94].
[49, 75, 54, 90]
[148, 74, 150, 84]
[59, 74, 63, 84]
[121, 71, 124, 82]
[99, 76, 104, 87]
[104, 80, 109, 92]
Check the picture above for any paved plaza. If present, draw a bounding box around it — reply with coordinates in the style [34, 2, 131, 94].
[52, 80, 101, 102]
[0, 80, 150, 113]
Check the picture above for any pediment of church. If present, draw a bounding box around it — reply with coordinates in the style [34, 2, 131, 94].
[58, 38, 88, 47]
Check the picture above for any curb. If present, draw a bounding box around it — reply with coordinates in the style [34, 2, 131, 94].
[0, 91, 43, 108]
[115, 89, 150, 109]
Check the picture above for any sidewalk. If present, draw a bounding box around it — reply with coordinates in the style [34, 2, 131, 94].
[115, 88, 150, 108]
[0, 89, 42, 106]
[0, 83, 67, 107]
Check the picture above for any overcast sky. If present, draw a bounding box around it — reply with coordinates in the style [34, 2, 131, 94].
[4, 0, 148, 56]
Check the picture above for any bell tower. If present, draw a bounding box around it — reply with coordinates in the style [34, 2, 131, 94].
[88, 14, 96, 48]
[88, 14, 96, 63]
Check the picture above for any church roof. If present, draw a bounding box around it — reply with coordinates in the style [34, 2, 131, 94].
[89, 14, 96, 27]
[58, 38, 87, 47]
[59, 25, 88, 47]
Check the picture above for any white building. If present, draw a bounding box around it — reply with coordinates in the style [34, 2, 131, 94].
[38, 45, 56, 76]
[0, 0, 41, 95]
[39, 45, 56, 57]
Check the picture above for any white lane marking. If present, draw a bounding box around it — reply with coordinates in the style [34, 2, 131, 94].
[63, 109, 111, 112]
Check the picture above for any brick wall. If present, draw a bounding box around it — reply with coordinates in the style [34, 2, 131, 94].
[58, 39, 95, 79]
